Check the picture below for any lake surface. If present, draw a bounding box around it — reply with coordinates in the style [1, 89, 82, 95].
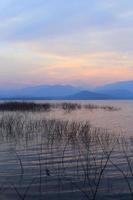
[0, 100, 132, 200]
[35, 100, 133, 136]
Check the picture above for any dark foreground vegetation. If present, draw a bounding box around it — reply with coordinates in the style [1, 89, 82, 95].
[0, 112, 132, 200]
[0, 101, 120, 112]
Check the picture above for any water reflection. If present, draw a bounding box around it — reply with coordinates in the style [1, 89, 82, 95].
[0, 101, 132, 199]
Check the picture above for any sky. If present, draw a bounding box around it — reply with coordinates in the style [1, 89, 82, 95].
[0, 0, 133, 88]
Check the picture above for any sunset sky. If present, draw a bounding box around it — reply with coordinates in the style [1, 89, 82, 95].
[0, 0, 133, 88]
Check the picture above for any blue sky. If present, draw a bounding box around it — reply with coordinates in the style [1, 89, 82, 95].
[0, 0, 133, 88]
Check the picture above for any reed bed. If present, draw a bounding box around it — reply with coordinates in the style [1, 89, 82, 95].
[0, 101, 120, 112]
[0, 102, 51, 112]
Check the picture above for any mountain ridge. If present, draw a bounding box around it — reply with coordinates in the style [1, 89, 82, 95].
[0, 80, 133, 99]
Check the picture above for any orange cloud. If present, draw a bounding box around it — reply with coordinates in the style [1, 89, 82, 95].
[1, 42, 133, 86]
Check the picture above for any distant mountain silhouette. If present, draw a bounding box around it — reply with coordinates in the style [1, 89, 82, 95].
[65, 90, 111, 100]
[96, 80, 133, 92]
[0, 85, 81, 99]
[95, 80, 133, 99]
[96, 89, 133, 99]
[0, 80, 133, 100]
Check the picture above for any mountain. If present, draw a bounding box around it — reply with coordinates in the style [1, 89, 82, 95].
[96, 89, 133, 99]
[95, 80, 133, 99]
[96, 80, 133, 93]
[0, 85, 83, 99]
[65, 90, 111, 100]
[20, 85, 82, 97]
[0, 87, 111, 100]
[1, 80, 133, 100]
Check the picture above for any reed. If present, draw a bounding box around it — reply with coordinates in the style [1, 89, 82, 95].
[0, 112, 131, 200]
[0, 101, 120, 112]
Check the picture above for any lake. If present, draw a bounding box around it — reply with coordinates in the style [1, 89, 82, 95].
[34, 100, 133, 135]
[0, 100, 133, 200]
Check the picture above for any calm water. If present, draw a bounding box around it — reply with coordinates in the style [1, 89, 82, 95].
[0, 100, 132, 200]
[36, 100, 133, 136]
